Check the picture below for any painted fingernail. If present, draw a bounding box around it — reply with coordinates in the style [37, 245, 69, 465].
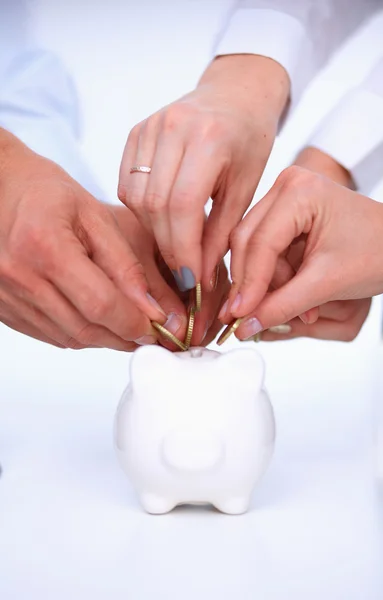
[240, 317, 263, 340]
[209, 265, 220, 291]
[172, 270, 187, 292]
[218, 299, 229, 321]
[230, 293, 242, 314]
[164, 312, 183, 335]
[135, 335, 157, 346]
[268, 324, 292, 334]
[180, 266, 196, 291]
[146, 293, 166, 317]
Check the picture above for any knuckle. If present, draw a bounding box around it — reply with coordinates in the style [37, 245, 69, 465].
[229, 226, 246, 250]
[86, 294, 114, 323]
[342, 324, 360, 343]
[127, 122, 142, 144]
[170, 190, 194, 216]
[162, 103, 193, 131]
[278, 165, 319, 195]
[199, 117, 227, 144]
[145, 191, 168, 215]
[125, 189, 145, 212]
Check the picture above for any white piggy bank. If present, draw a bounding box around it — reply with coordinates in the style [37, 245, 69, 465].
[114, 345, 275, 515]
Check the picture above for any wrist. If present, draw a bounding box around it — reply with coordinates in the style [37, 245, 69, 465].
[198, 54, 290, 122]
[294, 147, 356, 190]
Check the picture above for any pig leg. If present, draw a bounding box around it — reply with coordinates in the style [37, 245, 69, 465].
[214, 496, 250, 515]
[140, 492, 176, 515]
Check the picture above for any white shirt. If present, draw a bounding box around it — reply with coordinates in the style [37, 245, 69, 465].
[215, 0, 383, 192]
[0, 0, 103, 199]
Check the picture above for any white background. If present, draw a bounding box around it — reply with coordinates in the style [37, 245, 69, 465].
[1, 2, 383, 599]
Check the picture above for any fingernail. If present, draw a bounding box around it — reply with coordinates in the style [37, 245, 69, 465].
[135, 335, 157, 346]
[180, 266, 196, 291]
[172, 270, 187, 292]
[230, 293, 242, 314]
[299, 312, 310, 324]
[209, 265, 220, 291]
[146, 293, 166, 317]
[164, 312, 183, 335]
[268, 324, 292, 334]
[240, 317, 263, 340]
[218, 299, 229, 321]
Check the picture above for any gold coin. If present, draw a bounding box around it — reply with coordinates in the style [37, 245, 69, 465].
[216, 318, 243, 346]
[184, 306, 196, 348]
[152, 322, 187, 351]
[195, 282, 202, 312]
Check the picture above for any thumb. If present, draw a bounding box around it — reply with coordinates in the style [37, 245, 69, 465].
[143, 257, 188, 350]
[82, 206, 166, 322]
[236, 263, 330, 340]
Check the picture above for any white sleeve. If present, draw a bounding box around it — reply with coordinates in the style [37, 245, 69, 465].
[308, 57, 383, 193]
[214, 0, 381, 109]
[0, 1, 104, 200]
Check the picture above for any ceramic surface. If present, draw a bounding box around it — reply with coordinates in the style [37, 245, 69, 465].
[115, 346, 275, 514]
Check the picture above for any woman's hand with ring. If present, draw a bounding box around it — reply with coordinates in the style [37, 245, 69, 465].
[118, 55, 289, 294]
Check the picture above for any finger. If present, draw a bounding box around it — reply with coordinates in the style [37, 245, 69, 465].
[118, 122, 140, 204]
[261, 310, 369, 343]
[168, 143, 223, 288]
[193, 261, 230, 346]
[46, 237, 156, 344]
[269, 255, 319, 325]
[3, 270, 139, 350]
[124, 117, 161, 232]
[202, 182, 255, 291]
[229, 168, 316, 319]
[235, 259, 332, 339]
[202, 318, 225, 347]
[318, 299, 363, 322]
[1, 312, 66, 348]
[143, 127, 184, 271]
[84, 209, 166, 322]
[143, 256, 188, 351]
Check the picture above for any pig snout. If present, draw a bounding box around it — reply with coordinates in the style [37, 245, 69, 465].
[161, 430, 224, 472]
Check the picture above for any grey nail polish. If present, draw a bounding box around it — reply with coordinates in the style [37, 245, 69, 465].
[180, 266, 196, 291]
[172, 270, 187, 292]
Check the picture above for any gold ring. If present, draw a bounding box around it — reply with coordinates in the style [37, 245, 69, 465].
[130, 165, 152, 174]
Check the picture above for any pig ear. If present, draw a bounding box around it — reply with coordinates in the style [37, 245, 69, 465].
[215, 348, 265, 391]
[129, 345, 179, 395]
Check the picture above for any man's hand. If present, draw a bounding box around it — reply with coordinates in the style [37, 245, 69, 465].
[0, 129, 166, 350]
[118, 55, 289, 293]
[111, 205, 230, 350]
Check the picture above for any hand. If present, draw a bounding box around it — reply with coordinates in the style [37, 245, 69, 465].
[0, 129, 166, 350]
[118, 55, 289, 293]
[223, 163, 383, 341]
[111, 205, 230, 350]
[252, 147, 371, 342]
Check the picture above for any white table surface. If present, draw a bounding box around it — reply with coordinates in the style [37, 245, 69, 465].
[1, 298, 383, 600]
[1, 2, 383, 598]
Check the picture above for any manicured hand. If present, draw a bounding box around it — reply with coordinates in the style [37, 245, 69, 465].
[118, 55, 289, 294]
[223, 163, 383, 341]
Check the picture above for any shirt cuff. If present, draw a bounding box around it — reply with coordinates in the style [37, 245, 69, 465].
[214, 8, 312, 112]
[308, 89, 383, 193]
